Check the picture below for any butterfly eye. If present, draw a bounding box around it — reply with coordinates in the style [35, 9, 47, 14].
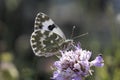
[48, 24, 56, 31]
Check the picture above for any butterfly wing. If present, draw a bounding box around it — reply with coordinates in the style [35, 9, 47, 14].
[34, 12, 66, 39]
[30, 29, 65, 57]
[30, 12, 66, 57]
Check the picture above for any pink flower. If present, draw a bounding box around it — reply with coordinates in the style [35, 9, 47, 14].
[52, 43, 104, 80]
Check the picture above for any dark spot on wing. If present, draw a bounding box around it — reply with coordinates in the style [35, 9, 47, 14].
[39, 25, 43, 29]
[48, 24, 56, 31]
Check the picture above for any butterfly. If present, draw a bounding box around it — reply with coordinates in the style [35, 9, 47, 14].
[30, 12, 73, 57]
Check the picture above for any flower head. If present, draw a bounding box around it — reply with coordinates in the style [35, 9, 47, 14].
[52, 43, 104, 80]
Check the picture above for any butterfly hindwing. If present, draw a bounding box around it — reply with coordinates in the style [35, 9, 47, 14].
[31, 29, 65, 57]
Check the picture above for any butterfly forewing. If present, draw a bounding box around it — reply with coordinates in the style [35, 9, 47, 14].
[34, 12, 66, 39]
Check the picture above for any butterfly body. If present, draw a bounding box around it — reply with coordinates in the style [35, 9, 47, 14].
[30, 12, 73, 57]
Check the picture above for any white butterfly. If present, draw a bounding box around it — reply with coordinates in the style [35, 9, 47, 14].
[30, 12, 73, 57]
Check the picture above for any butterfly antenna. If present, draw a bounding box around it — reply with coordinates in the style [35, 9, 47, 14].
[70, 26, 76, 39]
[73, 32, 88, 40]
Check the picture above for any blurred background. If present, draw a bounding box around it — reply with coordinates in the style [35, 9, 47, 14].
[0, 0, 120, 80]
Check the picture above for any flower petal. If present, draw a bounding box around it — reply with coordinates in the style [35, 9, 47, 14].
[90, 54, 104, 67]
